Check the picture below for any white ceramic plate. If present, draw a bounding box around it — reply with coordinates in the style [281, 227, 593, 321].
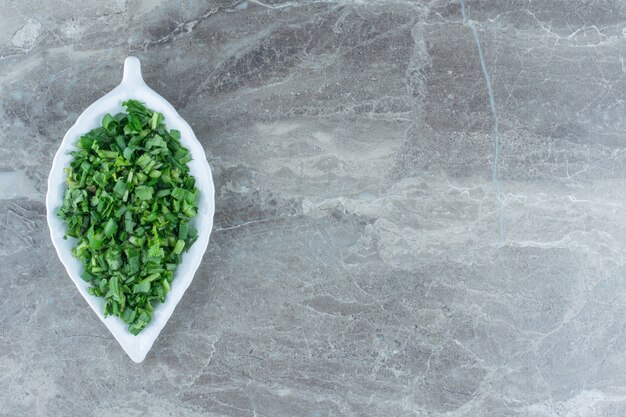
[46, 57, 215, 363]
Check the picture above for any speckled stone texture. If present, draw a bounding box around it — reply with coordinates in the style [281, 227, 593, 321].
[2, 0, 626, 416]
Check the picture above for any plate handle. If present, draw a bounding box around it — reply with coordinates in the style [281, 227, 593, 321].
[122, 56, 146, 87]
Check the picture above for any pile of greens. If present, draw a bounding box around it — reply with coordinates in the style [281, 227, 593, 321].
[59, 100, 199, 335]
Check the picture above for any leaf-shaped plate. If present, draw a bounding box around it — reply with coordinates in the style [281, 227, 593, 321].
[46, 57, 215, 363]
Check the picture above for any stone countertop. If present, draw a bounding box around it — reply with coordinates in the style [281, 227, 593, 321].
[2, 1, 626, 416]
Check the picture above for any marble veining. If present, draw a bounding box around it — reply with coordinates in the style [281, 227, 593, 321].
[461, 0, 505, 244]
[2, 0, 626, 416]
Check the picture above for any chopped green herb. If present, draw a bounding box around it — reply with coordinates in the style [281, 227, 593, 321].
[58, 100, 198, 335]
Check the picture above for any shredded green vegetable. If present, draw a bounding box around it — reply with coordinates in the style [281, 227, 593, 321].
[59, 100, 199, 335]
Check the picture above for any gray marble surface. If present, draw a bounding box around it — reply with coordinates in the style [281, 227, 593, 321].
[2, 0, 626, 415]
